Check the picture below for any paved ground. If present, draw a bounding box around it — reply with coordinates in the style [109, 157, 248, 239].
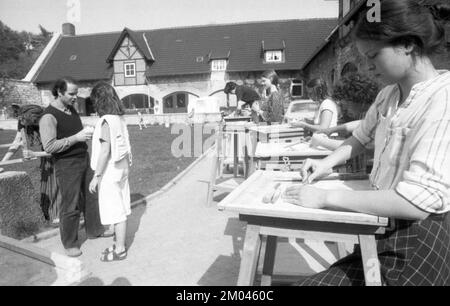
[28, 150, 343, 286]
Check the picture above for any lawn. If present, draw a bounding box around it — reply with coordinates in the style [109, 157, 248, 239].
[0, 123, 215, 206]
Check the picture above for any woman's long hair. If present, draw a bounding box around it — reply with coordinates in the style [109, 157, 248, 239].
[90, 82, 126, 117]
[306, 78, 329, 102]
[261, 70, 279, 96]
[18, 104, 44, 146]
[353, 0, 450, 57]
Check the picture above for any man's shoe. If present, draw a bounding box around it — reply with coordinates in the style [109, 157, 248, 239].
[65, 248, 82, 257]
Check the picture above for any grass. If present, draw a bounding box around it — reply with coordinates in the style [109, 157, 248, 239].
[0, 123, 215, 236]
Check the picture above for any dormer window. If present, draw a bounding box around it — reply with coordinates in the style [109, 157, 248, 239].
[124, 62, 136, 77]
[264, 50, 283, 63]
[211, 59, 227, 72]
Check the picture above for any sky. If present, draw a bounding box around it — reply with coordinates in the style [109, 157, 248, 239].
[0, 0, 339, 35]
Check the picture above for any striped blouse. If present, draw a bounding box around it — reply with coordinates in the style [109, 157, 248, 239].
[353, 70, 450, 214]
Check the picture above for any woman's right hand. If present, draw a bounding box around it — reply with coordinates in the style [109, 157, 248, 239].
[318, 127, 332, 136]
[300, 158, 332, 184]
[310, 133, 327, 148]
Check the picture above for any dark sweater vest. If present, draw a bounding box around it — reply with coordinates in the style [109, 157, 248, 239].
[44, 105, 87, 159]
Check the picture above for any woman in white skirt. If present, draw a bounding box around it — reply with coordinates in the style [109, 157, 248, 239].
[89, 82, 132, 262]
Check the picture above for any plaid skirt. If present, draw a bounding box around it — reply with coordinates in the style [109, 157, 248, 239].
[297, 213, 450, 286]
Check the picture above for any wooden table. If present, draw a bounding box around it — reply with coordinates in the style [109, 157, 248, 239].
[223, 120, 255, 178]
[218, 170, 388, 286]
[248, 124, 305, 143]
[252, 141, 332, 172]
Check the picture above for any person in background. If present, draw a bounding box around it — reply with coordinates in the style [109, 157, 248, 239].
[260, 70, 285, 124]
[137, 110, 147, 130]
[310, 73, 380, 150]
[89, 82, 132, 262]
[1, 104, 62, 226]
[223, 81, 262, 123]
[291, 78, 339, 133]
[284, 0, 450, 285]
[39, 77, 111, 258]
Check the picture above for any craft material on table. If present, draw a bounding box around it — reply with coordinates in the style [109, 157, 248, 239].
[219, 170, 387, 226]
[255, 142, 332, 158]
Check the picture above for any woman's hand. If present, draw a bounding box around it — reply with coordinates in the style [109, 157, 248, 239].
[300, 158, 332, 183]
[310, 133, 327, 148]
[89, 176, 100, 193]
[318, 127, 332, 136]
[22, 149, 35, 160]
[282, 184, 327, 209]
[290, 120, 306, 128]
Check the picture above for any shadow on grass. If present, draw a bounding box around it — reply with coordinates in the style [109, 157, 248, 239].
[131, 193, 145, 203]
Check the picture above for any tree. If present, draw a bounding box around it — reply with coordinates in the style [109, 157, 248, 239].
[0, 20, 52, 79]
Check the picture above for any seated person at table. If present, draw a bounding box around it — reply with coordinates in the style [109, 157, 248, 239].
[291, 78, 339, 133]
[310, 73, 380, 150]
[224, 82, 262, 123]
[284, 0, 450, 286]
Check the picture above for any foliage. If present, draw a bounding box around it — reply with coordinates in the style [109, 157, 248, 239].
[332, 73, 380, 121]
[0, 20, 52, 79]
[332, 73, 380, 105]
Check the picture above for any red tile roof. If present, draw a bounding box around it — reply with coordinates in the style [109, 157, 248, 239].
[33, 19, 337, 84]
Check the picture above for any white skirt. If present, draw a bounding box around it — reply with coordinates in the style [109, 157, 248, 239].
[98, 158, 131, 225]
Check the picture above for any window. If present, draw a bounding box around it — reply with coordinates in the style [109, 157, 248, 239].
[211, 59, 227, 71]
[164, 96, 174, 109]
[291, 79, 304, 97]
[177, 94, 186, 108]
[265, 50, 283, 63]
[124, 62, 136, 77]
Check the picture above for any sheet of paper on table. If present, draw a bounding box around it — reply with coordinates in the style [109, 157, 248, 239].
[249, 124, 303, 134]
[218, 170, 388, 226]
[255, 142, 332, 158]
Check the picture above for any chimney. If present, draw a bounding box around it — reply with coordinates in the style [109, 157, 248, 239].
[62, 23, 76, 36]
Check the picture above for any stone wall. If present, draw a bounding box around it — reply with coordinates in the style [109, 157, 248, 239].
[305, 32, 450, 91]
[304, 34, 376, 91]
[2, 79, 43, 106]
[0, 171, 45, 239]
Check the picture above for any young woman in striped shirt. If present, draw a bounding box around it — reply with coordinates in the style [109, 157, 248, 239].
[284, 0, 450, 285]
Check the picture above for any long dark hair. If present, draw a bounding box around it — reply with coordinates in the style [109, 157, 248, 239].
[306, 78, 329, 102]
[223, 82, 237, 94]
[90, 82, 126, 117]
[261, 70, 279, 96]
[18, 104, 44, 145]
[353, 0, 450, 57]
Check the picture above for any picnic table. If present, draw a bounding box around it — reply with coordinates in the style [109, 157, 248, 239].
[248, 124, 305, 143]
[252, 141, 332, 172]
[222, 117, 255, 178]
[218, 170, 388, 286]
